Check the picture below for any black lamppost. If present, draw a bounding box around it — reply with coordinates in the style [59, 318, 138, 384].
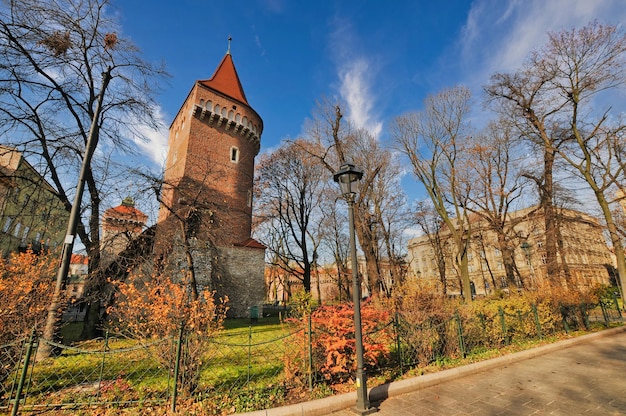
[333, 163, 376, 415]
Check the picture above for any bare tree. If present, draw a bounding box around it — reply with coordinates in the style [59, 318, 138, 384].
[255, 139, 328, 293]
[0, 0, 167, 338]
[413, 200, 450, 294]
[303, 99, 412, 297]
[486, 22, 626, 293]
[392, 86, 474, 302]
[359, 146, 410, 295]
[463, 119, 528, 288]
[319, 192, 351, 301]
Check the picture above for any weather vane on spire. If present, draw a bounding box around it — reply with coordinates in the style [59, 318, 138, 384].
[227, 36, 232, 54]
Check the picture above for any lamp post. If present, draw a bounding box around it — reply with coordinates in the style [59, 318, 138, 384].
[333, 163, 376, 415]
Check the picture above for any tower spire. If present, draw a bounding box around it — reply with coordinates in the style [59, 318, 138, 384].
[227, 36, 232, 55]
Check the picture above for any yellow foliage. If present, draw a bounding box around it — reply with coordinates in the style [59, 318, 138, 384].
[107, 272, 227, 340]
[0, 250, 58, 342]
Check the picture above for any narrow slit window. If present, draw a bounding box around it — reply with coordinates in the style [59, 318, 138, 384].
[230, 146, 239, 163]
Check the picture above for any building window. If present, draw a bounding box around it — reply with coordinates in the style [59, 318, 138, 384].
[22, 226, 29, 241]
[13, 222, 21, 237]
[247, 189, 252, 207]
[2, 217, 12, 233]
[230, 146, 239, 163]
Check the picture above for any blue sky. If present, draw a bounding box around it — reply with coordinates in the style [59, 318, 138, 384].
[114, 0, 626, 207]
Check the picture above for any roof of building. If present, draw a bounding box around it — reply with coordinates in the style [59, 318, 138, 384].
[198, 52, 249, 106]
[70, 253, 88, 265]
[104, 198, 148, 223]
[234, 237, 266, 249]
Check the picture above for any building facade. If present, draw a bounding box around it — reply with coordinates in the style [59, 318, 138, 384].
[0, 146, 68, 256]
[155, 50, 265, 317]
[407, 206, 614, 296]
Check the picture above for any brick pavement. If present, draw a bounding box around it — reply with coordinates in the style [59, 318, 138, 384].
[330, 329, 626, 416]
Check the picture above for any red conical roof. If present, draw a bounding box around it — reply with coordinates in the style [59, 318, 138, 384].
[199, 53, 249, 106]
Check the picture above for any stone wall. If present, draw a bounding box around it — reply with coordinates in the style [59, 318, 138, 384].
[216, 245, 266, 318]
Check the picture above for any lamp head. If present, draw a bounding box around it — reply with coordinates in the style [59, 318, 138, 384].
[333, 163, 363, 197]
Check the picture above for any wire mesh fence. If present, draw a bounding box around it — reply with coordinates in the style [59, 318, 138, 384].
[1, 298, 623, 415]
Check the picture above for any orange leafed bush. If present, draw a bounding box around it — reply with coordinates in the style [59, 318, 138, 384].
[107, 272, 228, 394]
[107, 272, 227, 339]
[286, 300, 393, 385]
[0, 250, 57, 342]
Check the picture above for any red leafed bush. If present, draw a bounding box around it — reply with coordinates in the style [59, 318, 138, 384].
[285, 300, 393, 385]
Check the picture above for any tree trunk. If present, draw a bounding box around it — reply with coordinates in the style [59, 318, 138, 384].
[354, 212, 380, 296]
[595, 190, 626, 300]
[541, 148, 560, 283]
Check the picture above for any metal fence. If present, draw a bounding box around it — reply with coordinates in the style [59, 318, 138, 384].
[1, 299, 622, 415]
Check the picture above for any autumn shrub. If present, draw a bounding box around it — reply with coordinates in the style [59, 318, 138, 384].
[107, 272, 228, 394]
[387, 281, 459, 366]
[461, 284, 602, 349]
[284, 300, 393, 386]
[462, 294, 542, 348]
[527, 282, 601, 330]
[287, 289, 315, 319]
[0, 250, 58, 396]
[0, 250, 58, 342]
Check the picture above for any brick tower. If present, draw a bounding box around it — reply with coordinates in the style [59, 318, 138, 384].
[101, 196, 148, 266]
[156, 48, 266, 317]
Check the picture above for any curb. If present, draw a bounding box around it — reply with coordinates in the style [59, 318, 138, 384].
[233, 325, 626, 416]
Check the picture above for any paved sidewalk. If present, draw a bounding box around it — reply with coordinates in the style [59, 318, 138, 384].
[237, 327, 626, 416]
[331, 328, 626, 416]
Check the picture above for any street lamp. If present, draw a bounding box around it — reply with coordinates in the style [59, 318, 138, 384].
[333, 163, 376, 415]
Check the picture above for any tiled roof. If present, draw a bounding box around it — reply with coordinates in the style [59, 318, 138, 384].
[70, 253, 88, 264]
[234, 238, 266, 249]
[104, 204, 148, 221]
[199, 53, 249, 106]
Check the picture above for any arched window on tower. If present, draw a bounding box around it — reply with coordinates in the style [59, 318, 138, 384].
[230, 146, 239, 163]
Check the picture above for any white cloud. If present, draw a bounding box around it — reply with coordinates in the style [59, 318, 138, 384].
[457, 0, 626, 87]
[338, 58, 383, 138]
[132, 106, 169, 168]
[327, 15, 383, 138]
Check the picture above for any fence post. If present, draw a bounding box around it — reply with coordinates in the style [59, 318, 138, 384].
[394, 312, 403, 374]
[247, 326, 253, 385]
[498, 307, 508, 345]
[454, 312, 466, 358]
[171, 323, 184, 413]
[612, 292, 622, 320]
[10, 328, 37, 416]
[600, 302, 609, 327]
[532, 304, 543, 339]
[97, 330, 110, 396]
[307, 314, 313, 392]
